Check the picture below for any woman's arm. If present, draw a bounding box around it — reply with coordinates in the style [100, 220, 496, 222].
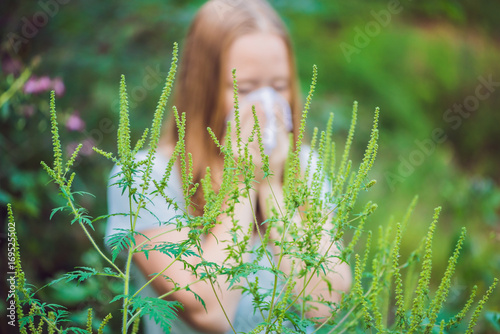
[132, 185, 257, 333]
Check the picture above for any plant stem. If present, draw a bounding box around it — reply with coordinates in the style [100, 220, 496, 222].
[0, 67, 31, 108]
[157, 277, 205, 299]
[131, 252, 184, 299]
[195, 238, 237, 334]
[122, 247, 133, 334]
[126, 309, 142, 330]
[247, 187, 274, 267]
[63, 192, 124, 277]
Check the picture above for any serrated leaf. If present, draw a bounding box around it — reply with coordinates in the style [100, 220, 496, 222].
[130, 296, 182, 333]
[186, 286, 206, 311]
[79, 216, 94, 230]
[91, 212, 129, 223]
[50, 206, 67, 220]
[46, 267, 98, 287]
[109, 294, 128, 304]
[138, 241, 197, 260]
[107, 229, 137, 262]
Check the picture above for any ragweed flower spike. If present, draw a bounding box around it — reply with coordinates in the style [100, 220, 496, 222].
[447, 285, 477, 329]
[296, 64, 317, 151]
[251, 105, 270, 177]
[333, 100, 357, 197]
[49, 90, 63, 178]
[343, 201, 377, 257]
[425, 227, 467, 332]
[291, 64, 317, 174]
[142, 42, 178, 192]
[65, 143, 82, 173]
[86, 308, 93, 333]
[40, 90, 68, 187]
[311, 130, 328, 201]
[392, 222, 406, 329]
[131, 314, 141, 334]
[284, 65, 317, 208]
[118, 74, 131, 160]
[132, 127, 149, 156]
[465, 278, 498, 334]
[47, 312, 56, 334]
[409, 207, 441, 331]
[98, 313, 113, 334]
[323, 112, 335, 185]
[346, 106, 379, 212]
[231, 68, 243, 157]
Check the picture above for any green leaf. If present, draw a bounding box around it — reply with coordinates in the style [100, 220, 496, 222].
[50, 206, 67, 220]
[91, 212, 129, 223]
[107, 229, 137, 262]
[138, 241, 197, 260]
[186, 286, 206, 311]
[72, 191, 96, 198]
[47, 267, 98, 286]
[109, 294, 128, 304]
[79, 215, 94, 230]
[130, 296, 182, 333]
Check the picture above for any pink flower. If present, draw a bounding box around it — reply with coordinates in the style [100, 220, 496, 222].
[52, 77, 65, 97]
[23, 75, 65, 96]
[23, 77, 39, 94]
[37, 76, 52, 91]
[66, 111, 86, 132]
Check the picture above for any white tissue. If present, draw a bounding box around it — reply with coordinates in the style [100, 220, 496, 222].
[235, 86, 292, 154]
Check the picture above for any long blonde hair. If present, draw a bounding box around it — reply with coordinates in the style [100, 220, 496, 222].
[162, 0, 301, 213]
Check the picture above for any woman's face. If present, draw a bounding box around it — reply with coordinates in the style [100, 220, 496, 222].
[224, 32, 291, 114]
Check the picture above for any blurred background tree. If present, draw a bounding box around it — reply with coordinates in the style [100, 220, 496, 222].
[1, 0, 499, 332]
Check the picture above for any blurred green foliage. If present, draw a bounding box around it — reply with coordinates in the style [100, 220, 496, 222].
[1, 0, 499, 332]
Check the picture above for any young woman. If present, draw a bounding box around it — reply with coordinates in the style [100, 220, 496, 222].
[106, 1, 351, 333]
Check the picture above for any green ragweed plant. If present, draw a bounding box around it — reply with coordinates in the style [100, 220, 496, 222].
[8, 44, 498, 333]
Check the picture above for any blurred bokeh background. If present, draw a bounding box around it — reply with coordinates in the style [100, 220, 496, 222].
[1, 0, 499, 332]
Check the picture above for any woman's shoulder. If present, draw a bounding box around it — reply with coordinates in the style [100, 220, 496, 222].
[105, 147, 184, 239]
